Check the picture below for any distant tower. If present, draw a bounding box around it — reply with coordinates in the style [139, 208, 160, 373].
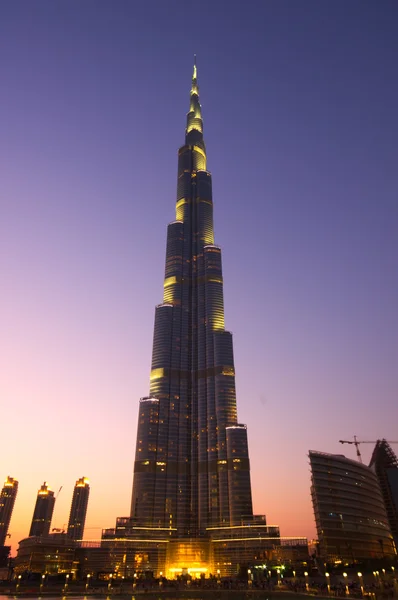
[67, 477, 90, 541]
[369, 440, 398, 547]
[29, 482, 55, 537]
[0, 476, 18, 546]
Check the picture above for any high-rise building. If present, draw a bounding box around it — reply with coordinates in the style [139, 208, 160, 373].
[130, 60, 253, 538]
[102, 63, 287, 578]
[29, 482, 55, 538]
[369, 439, 398, 547]
[67, 477, 90, 541]
[0, 476, 18, 546]
[309, 450, 396, 563]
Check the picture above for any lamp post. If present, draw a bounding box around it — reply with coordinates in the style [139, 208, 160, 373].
[304, 572, 309, 591]
[375, 570, 380, 588]
[357, 572, 364, 597]
[372, 570, 379, 590]
[217, 569, 221, 585]
[248, 569, 252, 587]
[16, 574, 22, 593]
[159, 571, 163, 588]
[392, 567, 398, 594]
[40, 573, 45, 594]
[277, 569, 281, 586]
[133, 573, 137, 591]
[108, 573, 113, 592]
[343, 572, 349, 595]
[325, 572, 330, 595]
[85, 573, 91, 592]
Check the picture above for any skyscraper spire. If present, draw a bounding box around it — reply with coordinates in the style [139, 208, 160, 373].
[186, 58, 203, 145]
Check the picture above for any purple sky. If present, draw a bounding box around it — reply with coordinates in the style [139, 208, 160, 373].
[1, 0, 398, 552]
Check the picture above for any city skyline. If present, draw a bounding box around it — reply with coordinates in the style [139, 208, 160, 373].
[1, 1, 398, 554]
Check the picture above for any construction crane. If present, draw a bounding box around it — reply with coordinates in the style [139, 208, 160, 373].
[339, 436, 398, 463]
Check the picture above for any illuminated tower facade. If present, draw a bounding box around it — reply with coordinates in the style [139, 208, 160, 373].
[29, 482, 55, 537]
[130, 62, 253, 536]
[0, 476, 18, 546]
[67, 477, 90, 541]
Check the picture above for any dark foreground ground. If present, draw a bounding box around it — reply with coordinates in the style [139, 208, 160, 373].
[1, 577, 396, 599]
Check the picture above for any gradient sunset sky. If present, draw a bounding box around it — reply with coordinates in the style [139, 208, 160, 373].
[1, 0, 398, 553]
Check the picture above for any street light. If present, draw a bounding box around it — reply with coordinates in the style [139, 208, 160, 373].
[304, 572, 309, 591]
[217, 569, 221, 584]
[343, 572, 349, 595]
[86, 573, 91, 591]
[358, 572, 364, 597]
[40, 574, 45, 593]
[16, 574, 22, 593]
[108, 573, 113, 591]
[325, 572, 330, 594]
[248, 569, 252, 587]
[392, 567, 398, 593]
